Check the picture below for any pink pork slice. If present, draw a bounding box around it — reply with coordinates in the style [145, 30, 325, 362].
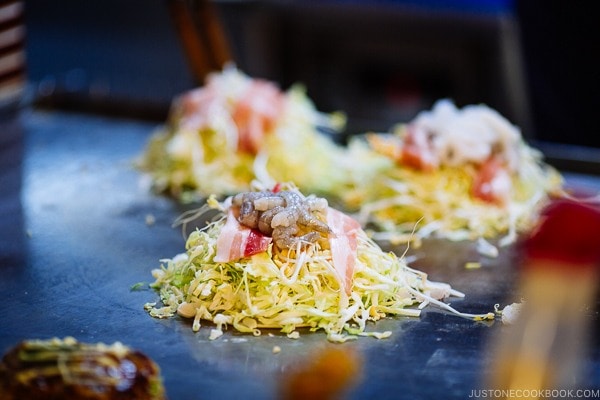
[214, 210, 272, 262]
[327, 207, 362, 295]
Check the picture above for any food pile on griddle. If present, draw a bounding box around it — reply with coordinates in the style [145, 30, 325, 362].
[0, 337, 167, 400]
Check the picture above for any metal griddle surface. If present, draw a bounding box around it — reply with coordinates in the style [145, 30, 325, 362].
[1, 110, 599, 399]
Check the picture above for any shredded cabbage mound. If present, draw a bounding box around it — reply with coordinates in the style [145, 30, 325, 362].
[137, 65, 347, 202]
[346, 143, 562, 246]
[342, 102, 563, 250]
[144, 189, 494, 343]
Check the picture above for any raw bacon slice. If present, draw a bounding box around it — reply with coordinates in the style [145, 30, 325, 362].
[327, 208, 361, 295]
[233, 80, 284, 154]
[401, 126, 438, 171]
[472, 157, 512, 205]
[214, 210, 272, 262]
[177, 85, 221, 132]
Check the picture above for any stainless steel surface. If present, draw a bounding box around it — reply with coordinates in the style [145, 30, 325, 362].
[1, 109, 598, 399]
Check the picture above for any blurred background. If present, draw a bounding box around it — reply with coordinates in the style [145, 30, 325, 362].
[23, 0, 599, 171]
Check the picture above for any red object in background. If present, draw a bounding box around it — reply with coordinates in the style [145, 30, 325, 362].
[523, 199, 600, 267]
[489, 198, 600, 395]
